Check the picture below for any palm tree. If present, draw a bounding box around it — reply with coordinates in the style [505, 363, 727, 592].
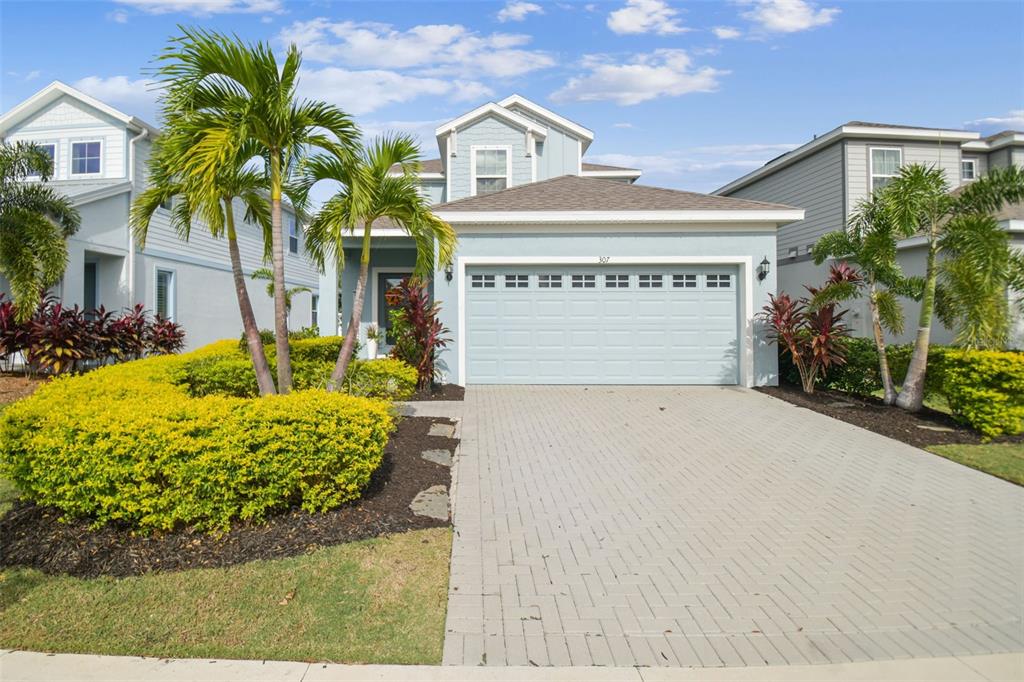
[303, 134, 457, 390]
[152, 27, 359, 392]
[250, 267, 311, 313]
[132, 130, 278, 396]
[883, 164, 1024, 411]
[0, 141, 80, 320]
[810, 193, 922, 404]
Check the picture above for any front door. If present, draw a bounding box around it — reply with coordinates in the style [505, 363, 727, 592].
[377, 272, 412, 349]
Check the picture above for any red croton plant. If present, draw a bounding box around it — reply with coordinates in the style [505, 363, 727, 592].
[759, 264, 861, 394]
[384, 278, 451, 390]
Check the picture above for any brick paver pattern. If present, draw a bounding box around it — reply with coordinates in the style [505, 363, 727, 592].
[443, 386, 1024, 667]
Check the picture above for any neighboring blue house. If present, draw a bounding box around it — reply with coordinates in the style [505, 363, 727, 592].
[319, 95, 803, 387]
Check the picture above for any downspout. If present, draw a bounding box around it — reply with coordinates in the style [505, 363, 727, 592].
[127, 126, 149, 305]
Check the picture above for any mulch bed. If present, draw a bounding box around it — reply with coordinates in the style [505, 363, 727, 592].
[0, 416, 458, 579]
[408, 383, 465, 402]
[0, 374, 46, 405]
[757, 384, 1024, 449]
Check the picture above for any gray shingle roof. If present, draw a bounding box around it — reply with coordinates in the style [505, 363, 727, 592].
[434, 175, 797, 212]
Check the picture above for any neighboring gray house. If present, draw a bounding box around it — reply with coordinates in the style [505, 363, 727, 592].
[0, 82, 320, 350]
[319, 95, 804, 387]
[714, 123, 1024, 347]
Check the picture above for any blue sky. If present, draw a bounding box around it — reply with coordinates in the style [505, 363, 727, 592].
[2, 0, 1022, 192]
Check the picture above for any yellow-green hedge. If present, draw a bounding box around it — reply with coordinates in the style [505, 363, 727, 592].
[0, 343, 393, 532]
[935, 348, 1024, 439]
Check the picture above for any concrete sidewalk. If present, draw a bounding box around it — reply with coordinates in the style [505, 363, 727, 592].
[0, 650, 1020, 681]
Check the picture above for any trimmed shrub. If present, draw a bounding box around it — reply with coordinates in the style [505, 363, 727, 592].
[938, 349, 1024, 439]
[286, 336, 348, 364]
[0, 344, 393, 532]
[344, 358, 418, 401]
[820, 337, 882, 396]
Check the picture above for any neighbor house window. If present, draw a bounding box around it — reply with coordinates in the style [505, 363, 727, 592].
[71, 141, 101, 175]
[155, 269, 176, 321]
[311, 294, 319, 328]
[288, 216, 299, 253]
[869, 147, 901, 192]
[961, 159, 977, 181]
[27, 143, 56, 177]
[473, 148, 508, 195]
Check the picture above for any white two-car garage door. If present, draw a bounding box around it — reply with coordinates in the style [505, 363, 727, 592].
[465, 265, 740, 384]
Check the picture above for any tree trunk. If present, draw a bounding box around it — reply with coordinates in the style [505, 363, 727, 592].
[895, 226, 938, 411]
[269, 152, 292, 393]
[328, 220, 373, 391]
[225, 198, 276, 396]
[867, 283, 896, 405]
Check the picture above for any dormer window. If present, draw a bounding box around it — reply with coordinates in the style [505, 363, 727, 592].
[71, 141, 102, 175]
[472, 147, 509, 196]
[26, 143, 56, 178]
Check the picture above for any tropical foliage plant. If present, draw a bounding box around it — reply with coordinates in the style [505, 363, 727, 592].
[250, 267, 311, 312]
[302, 134, 457, 391]
[151, 27, 360, 393]
[385, 278, 452, 390]
[0, 141, 81, 320]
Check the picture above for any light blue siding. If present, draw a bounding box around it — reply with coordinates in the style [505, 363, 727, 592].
[505, 105, 581, 180]
[421, 179, 445, 205]
[449, 117, 533, 200]
[465, 265, 739, 384]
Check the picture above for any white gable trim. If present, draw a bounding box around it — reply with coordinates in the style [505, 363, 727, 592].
[499, 94, 594, 147]
[434, 102, 547, 139]
[0, 81, 157, 136]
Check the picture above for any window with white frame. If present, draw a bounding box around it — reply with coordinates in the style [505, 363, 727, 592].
[705, 273, 732, 289]
[504, 274, 529, 288]
[869, 147, 901, 192]
[311, 294, 319, 328]
[571, 274, 595, 288]
[538, 274, 562, 288]
[71, 141, 102, 175]
[26, 143, 56, 177]
[638, 274, 663, 288]
[473, 148, 508, 195]
[673, 274, 697, 288]
[605, 274, 629, 288]
[287, 215, 299, 253]
[961, 158, 977, 181]
[471, 274, 495, 288]
[155, 269, 176, 321]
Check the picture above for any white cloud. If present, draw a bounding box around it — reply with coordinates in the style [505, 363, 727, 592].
[107, 9, 130, 23]
[607, 0, 689, 35]
[497, 1, 544, 22]
[964, 110, 1024, 130]
[114, 0, 281, 15]
[691, 142, 799, 155]
[613, 122, 634, 128]
[551, 50, 725, 106]
[278, 19, 554, 79]
[297, 67, 492, 116]
[72, 76, 160, 117]
[740, 0, 839, 33]
[713, 26, 741, 39]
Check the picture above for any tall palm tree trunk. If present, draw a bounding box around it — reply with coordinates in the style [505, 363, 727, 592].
[867, 283, 896, 405]
[224, 198, 276, 396]
[329, 221, 373, 391]
[895, 231, 938, 411]
[269, 153, 292, 393]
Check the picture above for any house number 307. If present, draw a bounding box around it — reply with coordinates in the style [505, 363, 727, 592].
[598, 256, 611, 263]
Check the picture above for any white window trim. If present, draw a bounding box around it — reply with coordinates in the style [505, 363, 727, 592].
[961, 158, 977, 181]
[470, 145, 512, 197]
[25, 141, 57, 178]
[70, 139, 103, 176]
[456, 256, 755, 388]
[286, 214, 300, 254]
[154, 266, 177, 322]
[869, 146, 902, 192]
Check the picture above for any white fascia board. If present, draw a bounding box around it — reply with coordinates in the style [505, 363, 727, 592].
[984, 132, 1024, 151]
[581, 169, 643, 179]
[715, 124, 981, 196]
[498, 94, 594, 151]
[70, 181, 132, 207]
[434, 102, 548, 139]
[434, 209, 804, 225]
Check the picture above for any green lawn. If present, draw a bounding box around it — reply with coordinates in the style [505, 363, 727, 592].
[0, 477, 18, 516]
[926, 443, 1024, 487]
[0, 527, 451, 663]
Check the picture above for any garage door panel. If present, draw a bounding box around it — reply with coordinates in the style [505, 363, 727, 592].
[466, 266, 739, 384]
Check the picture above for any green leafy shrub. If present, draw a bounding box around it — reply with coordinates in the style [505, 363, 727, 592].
[0, 344, 393, 532]
[180, 355, 259, 398]
[236, 325, 323, 354]
[344, 359, 418, 401]
[819, 337, 882, 396]
[938, 349, 1024, 439]
[285, 336, 348, 364]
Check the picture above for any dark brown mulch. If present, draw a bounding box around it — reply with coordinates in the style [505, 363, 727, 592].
[409, 383, 465, 402]
[757, 384, 1024, 449]
[0, 416, 458, 579]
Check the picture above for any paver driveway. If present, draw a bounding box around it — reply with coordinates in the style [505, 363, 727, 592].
[443, 386, 1024, 667]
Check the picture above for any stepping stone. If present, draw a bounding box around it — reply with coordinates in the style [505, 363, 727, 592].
[916, 424, 956, 433]
[421, 448, 453, 467]
[410, 485, 449, 521]
[428, 422, 456, 438]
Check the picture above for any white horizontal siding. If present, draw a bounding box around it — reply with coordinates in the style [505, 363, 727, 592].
[727, 142, 844, 260]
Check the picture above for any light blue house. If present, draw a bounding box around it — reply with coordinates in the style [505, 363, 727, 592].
[318, 96, 803, 387]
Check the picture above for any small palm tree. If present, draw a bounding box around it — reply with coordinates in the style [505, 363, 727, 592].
[133, 128, 278, 396]
[883, 164, 1024, 411]
[811, 193, 922, 404]
[250, 267, 311, 313]
[0, 141, 80, 320]
[152, 27, 359, 393]
[303, 134, 457, 390]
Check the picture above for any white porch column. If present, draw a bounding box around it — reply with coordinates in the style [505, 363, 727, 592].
[318, 257, 340, 336]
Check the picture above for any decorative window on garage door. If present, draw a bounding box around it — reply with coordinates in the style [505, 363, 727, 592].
[605, 274, 629, 288]
[638, 274, 663, 288]
[673, 274, 697, 288]
[471, 274, 495, 288]
[538, 274, 563, 288]
[705, 273, 732, 288]
[571, 274, 596, 288]
[504, 274, 529, 288]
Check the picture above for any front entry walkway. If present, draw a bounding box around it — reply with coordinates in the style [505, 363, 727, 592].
[444, 386, 1024, 667]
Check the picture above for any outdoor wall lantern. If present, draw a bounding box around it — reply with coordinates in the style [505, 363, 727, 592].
[445, 263, 454, 282]
[758, 256, 771, 281]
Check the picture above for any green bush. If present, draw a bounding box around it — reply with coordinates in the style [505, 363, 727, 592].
[344, 359, 418, 401]
[938, 348, 1024, 439]
[822, 337, 883, 396]
[237, 326, 325, 354]
[0, 344, 393, 532]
